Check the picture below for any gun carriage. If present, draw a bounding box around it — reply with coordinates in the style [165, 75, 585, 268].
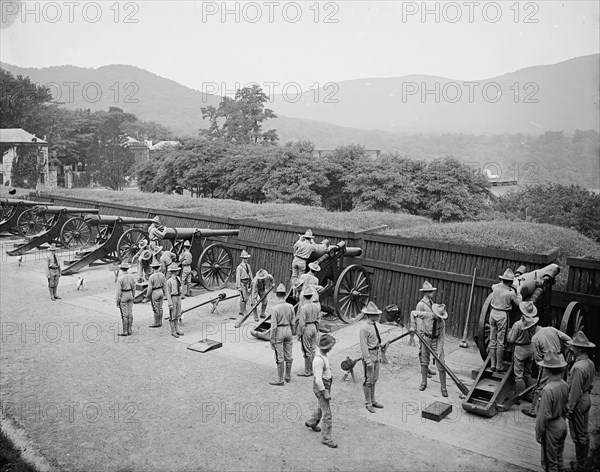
[0, 198, 44, 234]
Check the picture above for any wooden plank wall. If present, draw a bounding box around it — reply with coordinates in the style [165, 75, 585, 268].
[566, 257, 600, 296]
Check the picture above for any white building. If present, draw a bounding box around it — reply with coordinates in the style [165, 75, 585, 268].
[0, 128, 52, 190]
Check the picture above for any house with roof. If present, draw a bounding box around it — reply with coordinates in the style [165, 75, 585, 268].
[0, 128, 52, 190]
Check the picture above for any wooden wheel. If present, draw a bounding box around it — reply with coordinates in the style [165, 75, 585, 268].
[560, 302, 586, 337]
[197, 243, 233, 290]
[60, 217, 93, 249]
[334, 264, 371, 323]
[16, 208, 47, 237]
[94, 226, 111, 246]
[117, 228, 148, 262]
[476, 293, 494, 361]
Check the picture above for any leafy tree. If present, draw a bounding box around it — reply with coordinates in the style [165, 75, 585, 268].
[319, 144, 367, 211]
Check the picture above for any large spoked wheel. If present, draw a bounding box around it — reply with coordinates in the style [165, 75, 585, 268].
[94, 226, 111, 246]
[197, 243, 233, 290]
[60, 217, 93, 249]
[117, 228, 148, 262]
[334, 264, 371, 324]
[560, 302, 587, 337]
[16, 208, 47, 237]
[476, 293, 494, 361]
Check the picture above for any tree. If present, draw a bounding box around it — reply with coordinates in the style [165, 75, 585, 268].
[319, 144, 367, 211]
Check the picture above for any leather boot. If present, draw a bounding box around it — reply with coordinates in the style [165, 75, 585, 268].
[53, 287, 61, 299]
[489, 348, 496, 371]
[170, 320, 179, 338]
[269, 363, 285, 386]
[118, 317, 128, 336]
[363, 386, 375, 413]
[176, 319, 184, 336]
[284, 361, 292, 383]
[49, 287, 56, 301]
[149, 310, 161, 327]
[419, 365, 428, 391]
[522, 389, 539, 418]
[371, 385, 383, 408]
[297, 357, 312, 377]
[496, 348, 507, 372]
[439, 370, 448, 397]
[127, 317, 133, 336]
[513, 379, 526, 405]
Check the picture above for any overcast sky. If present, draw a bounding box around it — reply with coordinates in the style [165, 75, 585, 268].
[1, 1, 598, 91]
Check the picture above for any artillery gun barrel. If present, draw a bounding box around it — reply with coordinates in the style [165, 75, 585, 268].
[33, 205, 99, 215]
[84, 215, 157, 227]
[0, 198, 40, 207]
[161, 228, 240, 240]
[311, 241, 362, 263]
[513, 263, 560, 300]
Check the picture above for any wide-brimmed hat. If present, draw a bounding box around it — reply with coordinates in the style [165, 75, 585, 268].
[519, 301, 538, 317]
[119, 261, 131, 270]
[275, 283, 286, 294]
[515, 265, 527, 276]
[568, 331, 596, 348]
[48, 244, 58, 251]
[183, 240, 191, 247]
[419, 281, 437, 292]
[308, 262, 321, 272]
[432, 303, 448, 320]
[362, 301, 382, 316]
[318, 334, 336, 350]
[537, 350, 567, 369]
[499, 268, 515, 281]
[256, 269, 269, 280]
[140, 249, 152, 261]
[240, 250, 251, 258]
[151, 261, 161, 269]
[138, 239, 148, 249]
[522, 315, 539, 330]
[301, 229, 314, 239]
[301, 286, 314, 298]
[168, 263, 181, 272]
[151, 216, 161, 224]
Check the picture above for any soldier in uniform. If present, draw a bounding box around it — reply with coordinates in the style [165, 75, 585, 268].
[179, 240, 193, 299]
[250, 269, 274, 321]
[489, 268, 523, 372]
[507, 301, 539, 401]
[535, 351, 569, 472]
[269, 284, 295, 386]
[131, 239, 151, 283]
[291, 230, 316, 291]
[296, 262, 323, 306]
[414, 281, 438, 378]
[296, 286, 321, 377]
[304, 334, 338, 449]
[410, 303, 449, 397]
[236, 250, 252, 318]
[115, 261, 136, 336]
[566, 331, 596, 472]
[147, 261, 167, 328]
[45, 244, 61, 301]
[148, 216, 167, 245]
[360, 301, 384, 413]
[159, 249, 175, 276]
[166, 263, 184, 338]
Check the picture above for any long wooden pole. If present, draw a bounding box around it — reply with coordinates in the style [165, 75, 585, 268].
[460, 267, 478, 348]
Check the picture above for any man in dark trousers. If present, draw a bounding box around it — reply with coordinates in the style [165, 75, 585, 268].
[115, 261, 136, 336]
[566, 331, 596, 472]
[360, 301, 384, 413]
[269, 283, 295, 386]
[535, 350, 569, 472]
[45, 244, 61, 301]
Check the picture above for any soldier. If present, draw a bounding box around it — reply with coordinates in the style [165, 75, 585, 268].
[507, 301, 539, 401]
[45, 244, 61, 301]
[291, 229, 316, 290]
[159, 248, 175, 276]
[250, 269, 274, 321]
[304, 334, 338, 449]
[535, 351, 569, 472]
[148, 216, 167, 244]
[115, 261, 136, 336]
[360, 301, 384, 413]
[566, 331, 596, 472]
[296, 262, 323, 304]
[131, 239, 151, 283]
[414, 281, 438, 378]
[489, 268, 523, 372]
[147, 261, 167, 328]
[236, 250, 253, 318]
[410, 303, 449, 397]
[166, 263, 184, 338]
[296, 286, 321, 377]
[179, 240, 193, 299]
[269, 284, 295, 386]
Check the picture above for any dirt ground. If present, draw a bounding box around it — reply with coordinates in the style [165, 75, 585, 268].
[1, 240, 598, 472]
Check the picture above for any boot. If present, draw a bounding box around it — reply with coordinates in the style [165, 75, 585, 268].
[297, 357, 312, 377]
[149, 310, 161, 327]
[170, 320, 179, 338]
[53, 287, 61, 300]
[176, 319, 184, 336]
[419, 365, 428, 391]
[371, 385, 383, 408]
[284, 361, 292, 383]
[118, 318, 128, 336]
[322, 439, 338, 448]
[260, 309, 266, 319]
[522, 389, 539, 418]
[571, 442, 588, 472]
[513, 379, 526, 405]
[49, 287, 56, 301]
[269, 364, 284, 386]
[496, 348, 507, 372]
[127, 317, 133, 336]
[489, 348, 497, 371]
[305, 420, 321, 432]
[439, 370, 448, 397]
[363, 386, 375, 413]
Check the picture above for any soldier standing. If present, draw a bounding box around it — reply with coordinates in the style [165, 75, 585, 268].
[296, 262, 323, 306]
[179, 240, 193, 299]
[159, 248, 175, 276]
[304, 334, 338, 449]
[507, 301, 539, 400]
[45, 244, 61, 301]
[147, 261, 167, 328]
[291, 230, 316, 290]
[148, 216, 167, 244]
[410, 303, 449, 397]
[489, 268, 523, 372]
[236, 250, 252, 318]
[269, 284, 295, 386]
[131, 239, 151, 283]
[115, 261, 136, 336]
[360, 301, 384, 413]
[250, 269, 274, 321]
[165, 264, 184, 338]
[535, 351, 569, 472]
[566, 331, 596, 472]
[414, 281, 438, 378]
[296, 286, 321, 377]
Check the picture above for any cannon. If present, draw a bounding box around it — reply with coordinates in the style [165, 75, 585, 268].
[250, 240, 370, 341]
[6, 205, 100, 256]
[0, 198, 43, 234]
